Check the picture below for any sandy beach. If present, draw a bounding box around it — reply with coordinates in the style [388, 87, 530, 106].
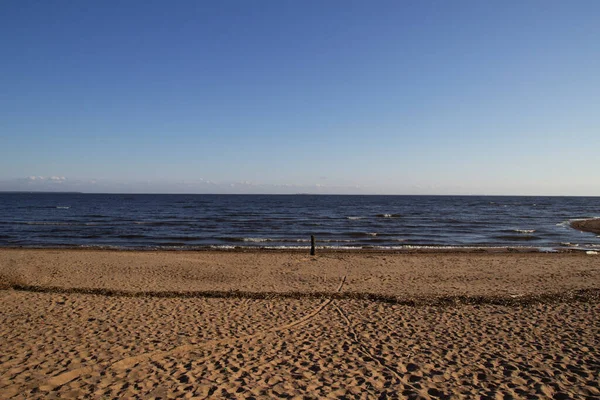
[1, 249, 599, 399]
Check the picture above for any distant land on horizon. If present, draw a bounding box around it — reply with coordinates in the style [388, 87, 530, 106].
[1, 191, 599, 198]
[0, 191, 83, 194]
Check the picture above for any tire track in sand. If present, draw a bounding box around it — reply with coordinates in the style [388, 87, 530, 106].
[39, 276, 347, 392]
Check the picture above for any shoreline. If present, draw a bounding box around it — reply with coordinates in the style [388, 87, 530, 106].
[0, 244, 594, 253]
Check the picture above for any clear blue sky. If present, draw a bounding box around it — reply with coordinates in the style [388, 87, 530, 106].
[1, 1, 599, 194]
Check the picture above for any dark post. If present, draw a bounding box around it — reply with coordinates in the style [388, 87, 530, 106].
[310, 235, 316, 256]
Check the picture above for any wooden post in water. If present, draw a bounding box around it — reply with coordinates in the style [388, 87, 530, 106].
[310, 235, 316, 256]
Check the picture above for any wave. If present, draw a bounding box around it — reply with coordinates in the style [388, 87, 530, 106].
[156, 242, 189, 247]
[162, 236, 207, 242]
[560, 242, 579, 247]
[493, 235, 542, 241]
[218, 237, 311, 243]
[38, 234, 103, 239]
[56, 206, 70, 209]
[155, 236, 210, 242]
[215, 236, 408, 244]
[116, 235, 209, 242]
[133, 221, 187, 226]
[513, 229, 536, 234]
[278, 238, 364, 243]
[117, 234, 148, 239]
[376, 213, 401, 218]
[209, 245, 237, 250]
[217, 236, 409, 244]
[0, 242, 565, 253]
[229, 237, 268, 243]
[346, 216, 364, 220]
[16, 206, 68, 209]
[22, 222, 80, 226]
[260, 245, 362, 250]
[347, 232, 378, 238]
[202, 244, 543, 252]
[8, 221, 109, 227]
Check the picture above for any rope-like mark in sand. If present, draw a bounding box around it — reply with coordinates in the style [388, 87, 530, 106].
[39, 276, 347, 392]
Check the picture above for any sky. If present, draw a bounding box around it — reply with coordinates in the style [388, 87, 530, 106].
[1, 0, 599, 195]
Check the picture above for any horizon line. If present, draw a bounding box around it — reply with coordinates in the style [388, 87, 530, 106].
[1, 191, 599, 198]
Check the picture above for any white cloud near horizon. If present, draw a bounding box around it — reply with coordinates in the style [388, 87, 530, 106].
[26, 176, 66, 182]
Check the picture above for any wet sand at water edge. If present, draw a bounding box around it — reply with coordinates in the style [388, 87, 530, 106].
[1, 249, 599, 399]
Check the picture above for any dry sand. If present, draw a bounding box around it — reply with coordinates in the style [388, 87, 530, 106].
[1, 249, 599, 399]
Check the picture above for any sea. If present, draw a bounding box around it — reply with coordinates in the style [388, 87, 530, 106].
[0, 193, 599, 252]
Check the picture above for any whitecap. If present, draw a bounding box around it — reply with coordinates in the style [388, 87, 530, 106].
[209, 245, 237, 250]
[376, 213, 400, 218]
[242, 238, 269, 242]
[263, 245, 311, 250]
[514, 229, 536, 234]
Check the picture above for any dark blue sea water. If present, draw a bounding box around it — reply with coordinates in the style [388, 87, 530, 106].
[0, 193, 599, 251]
